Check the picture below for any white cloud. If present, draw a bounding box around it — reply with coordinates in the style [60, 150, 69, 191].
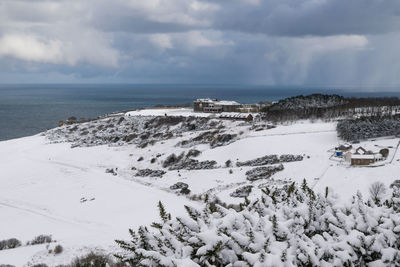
[0, 32, 119, 67]
[149, 34, 174, 50]
[0, 34, 62, 63]
[175, 31, 234, 50]
[0, 0, 399, 86]
[124, 0, 218, 27]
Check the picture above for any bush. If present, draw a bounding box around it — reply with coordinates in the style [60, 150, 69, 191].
[225, 159, 232, 167]
[0, 238, 22, 250]
[369, 182, 387, 205]
[380, 148, 389, 158]
[70, 252, 123, 267]
[162, 153, 184, 168]
[135, 169, 166, 178]
[186, 149, 201, 158]
[54, 244, 63, 254]
[28, 235, 52, 245]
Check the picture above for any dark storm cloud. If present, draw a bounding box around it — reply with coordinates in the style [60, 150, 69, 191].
[204, 0, 400, 36]
[1, 0, 400, 87]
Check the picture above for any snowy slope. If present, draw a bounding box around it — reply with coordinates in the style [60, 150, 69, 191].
[1, 110, 399, 266]
[0, 136, 198, 266]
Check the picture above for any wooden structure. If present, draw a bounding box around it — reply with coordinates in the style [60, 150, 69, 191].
[351, 154, 375, 166]
[219, 113, 253, 121]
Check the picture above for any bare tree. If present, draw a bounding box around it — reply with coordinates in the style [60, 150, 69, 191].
[369, 182, 387, 205]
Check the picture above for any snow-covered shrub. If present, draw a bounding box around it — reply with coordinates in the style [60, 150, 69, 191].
[116, 183, 400, 266]
[225, 160, 232, 167]
[0, 238, 21, 250]
[237, 155, 279, 167]
[269, 94, 347, 111]
[70, 252, 121, 267]
[230, 185, 253, 198]
[53, 244, 63, 254]
[136, 169, 166, 178]
[337, 116, 400, 141]
[47, 115, 223, 148]
[106, 168, 117, 175]
[168, 159, 217, 171]
[279, 154, 303, 163]
[163, 152, 216, 170]
[162, 153, 185, 168]
[210, 134, 237, 148]
[27, 235, 52, 245]
[186, 149, 201, 158]
[237, 155, 303, 167]
[170, 182, 189, 190]
[245, 164, 284, 181]
[391, 180, 400, 189]
[178, 130, 219, 147]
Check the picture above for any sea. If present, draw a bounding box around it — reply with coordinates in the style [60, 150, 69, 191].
[1, 84, 400, 141]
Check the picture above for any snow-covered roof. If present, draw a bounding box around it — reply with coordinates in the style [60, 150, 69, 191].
[217, 100, 240, 105]
[194, 99, 240, 105]
[195, 98, 216, 103]
[351, 154, 374, 159]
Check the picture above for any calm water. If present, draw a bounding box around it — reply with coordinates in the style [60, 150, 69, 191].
[1, 84, 399, 141]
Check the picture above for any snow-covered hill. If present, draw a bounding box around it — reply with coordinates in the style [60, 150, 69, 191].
[1, 108, 399, 266]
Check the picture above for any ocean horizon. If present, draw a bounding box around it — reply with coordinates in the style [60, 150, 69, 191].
[1, 84, 400, 141]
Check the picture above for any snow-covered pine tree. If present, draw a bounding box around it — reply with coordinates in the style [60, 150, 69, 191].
[116, 183, 400, 266]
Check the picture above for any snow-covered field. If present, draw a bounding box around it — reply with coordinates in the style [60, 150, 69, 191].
[1, 108, 399, 266]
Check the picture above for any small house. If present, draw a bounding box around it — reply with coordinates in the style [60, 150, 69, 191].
[351, 154, 375, 166]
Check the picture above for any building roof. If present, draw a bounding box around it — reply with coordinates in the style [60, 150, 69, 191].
[351, 154, 375, 160]
[217, 100, 240, 105]
[195, 98, 216, 103]
[355, 146, 368, 155]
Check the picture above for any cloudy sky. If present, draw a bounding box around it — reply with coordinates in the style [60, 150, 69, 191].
[1, 0, 400, 87]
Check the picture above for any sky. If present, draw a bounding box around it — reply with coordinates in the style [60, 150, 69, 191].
[1, 0, 400, 87]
